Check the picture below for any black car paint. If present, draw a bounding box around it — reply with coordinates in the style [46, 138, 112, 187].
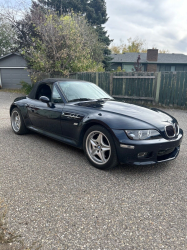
[10, 82, 183, 165]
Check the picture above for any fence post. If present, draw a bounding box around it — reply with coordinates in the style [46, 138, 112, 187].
[155, 72, 161, 103]
[96, 72, 98, 85]
[110, 73, 113, 95]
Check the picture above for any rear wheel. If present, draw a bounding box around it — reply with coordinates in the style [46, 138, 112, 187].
[11, 108, 28, 135]
[83, 125, 118, 170]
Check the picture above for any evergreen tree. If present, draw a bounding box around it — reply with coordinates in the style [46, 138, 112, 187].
[37, 0, 108, 25]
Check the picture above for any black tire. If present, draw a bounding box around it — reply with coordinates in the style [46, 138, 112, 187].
[83, 125, 118, 170]
[11, 108, 28, 135]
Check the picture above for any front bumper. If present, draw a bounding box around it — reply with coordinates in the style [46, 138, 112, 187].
[113, 129, 183, 165]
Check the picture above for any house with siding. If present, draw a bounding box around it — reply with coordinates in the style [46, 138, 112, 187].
[0, 53, 31, 89]
[111, 49, 187, 72]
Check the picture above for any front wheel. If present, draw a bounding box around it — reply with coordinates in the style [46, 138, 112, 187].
[83, 125, 118, 170]
[11, 108, 28, 135]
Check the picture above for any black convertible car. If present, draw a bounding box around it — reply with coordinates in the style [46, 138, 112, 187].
[10, 78, 183, 169]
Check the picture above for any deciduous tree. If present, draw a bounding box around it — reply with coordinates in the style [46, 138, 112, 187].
[0, 19, 17, 56]
[110, 38, 147, 54]
[23, 12, 104, 76]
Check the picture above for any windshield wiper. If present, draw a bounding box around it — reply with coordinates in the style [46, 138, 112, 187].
[68, 98, 92, 102]
[96, 98, 113, 101]
[69, 98, 113, 103]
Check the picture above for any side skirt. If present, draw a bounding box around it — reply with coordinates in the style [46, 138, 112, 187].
[27, 126, 79, 148]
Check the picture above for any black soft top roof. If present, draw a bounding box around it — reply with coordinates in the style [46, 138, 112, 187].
[28, 78, 81, 99]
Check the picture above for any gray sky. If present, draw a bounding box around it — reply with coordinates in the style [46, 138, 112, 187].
[105, 0, 187, 53]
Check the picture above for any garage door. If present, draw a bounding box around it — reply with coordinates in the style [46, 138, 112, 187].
[1, 68, 31, 89]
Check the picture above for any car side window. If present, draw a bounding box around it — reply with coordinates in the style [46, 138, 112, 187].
[52, 86, 63, 103]
[36, 84, 52, 101]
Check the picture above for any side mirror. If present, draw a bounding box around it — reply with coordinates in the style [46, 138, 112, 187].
[39, 96, 50, 103]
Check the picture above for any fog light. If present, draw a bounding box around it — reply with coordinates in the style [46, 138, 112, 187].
[138, 152, 148, 158]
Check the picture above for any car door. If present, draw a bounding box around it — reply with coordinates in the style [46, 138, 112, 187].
[27, 84, 64, 136]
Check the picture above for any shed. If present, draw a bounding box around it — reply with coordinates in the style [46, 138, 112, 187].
[0, 53, 31, 89]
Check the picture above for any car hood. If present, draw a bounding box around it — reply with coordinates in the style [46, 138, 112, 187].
[76, 100, 176, 129]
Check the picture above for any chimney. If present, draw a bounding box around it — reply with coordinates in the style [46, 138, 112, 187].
[147, 49, 158, 61]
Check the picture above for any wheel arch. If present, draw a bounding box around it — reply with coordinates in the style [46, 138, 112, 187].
[81, 120, 119, 169]
[78, 120, 117, 148]
[10, 104, 18, 116]
[10, 104, 28, 128]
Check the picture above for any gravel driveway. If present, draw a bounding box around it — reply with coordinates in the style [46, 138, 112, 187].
[0, 91, 186, 250]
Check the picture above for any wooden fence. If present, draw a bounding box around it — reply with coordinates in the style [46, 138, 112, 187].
[68, 71, 187, 107]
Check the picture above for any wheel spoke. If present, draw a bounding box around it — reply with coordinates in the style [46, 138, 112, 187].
[97, 150, 106, 163]
[96, 133, 102, 144]
[90, 139, 97, 148]
[100, 135, 107, 146]
[91, 148, 98, 157]
[101, 146, 110, 152]
[101, 141, 110, 148]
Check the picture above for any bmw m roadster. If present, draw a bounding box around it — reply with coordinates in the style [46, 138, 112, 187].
[10, 78, 183, 169]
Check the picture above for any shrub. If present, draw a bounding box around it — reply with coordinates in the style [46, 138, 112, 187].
[20, 81, 33, 95]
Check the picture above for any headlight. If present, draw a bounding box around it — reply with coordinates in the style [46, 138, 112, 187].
[125, 129, 161, 140]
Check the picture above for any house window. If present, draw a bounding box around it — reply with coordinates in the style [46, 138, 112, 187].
[176, 65, 184, 71]
[171, 66, 175, 72]
[165, 65, 171, 71]
[122, 64, 134, 72]
[159, 65, 165, 71]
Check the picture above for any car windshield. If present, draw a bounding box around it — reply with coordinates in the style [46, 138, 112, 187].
[58, 81, 113, 102]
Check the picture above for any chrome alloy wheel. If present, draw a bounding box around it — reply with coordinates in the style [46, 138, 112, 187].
[86, 130, 111, 165]
[11, 110, 21, 132]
